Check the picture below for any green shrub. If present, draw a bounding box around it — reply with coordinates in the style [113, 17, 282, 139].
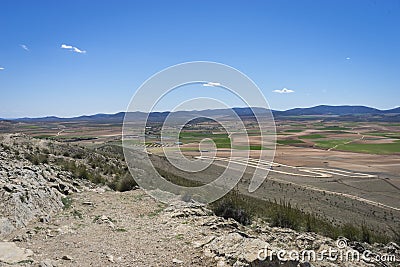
[90, 173, 105, 184]
[61, 197, 72, 209]
[76, 165, 89, 180]
[361, 223, 371, 243]
[269, 199, 300, 230]
[117, 173, 137, 192]
[389, 225, 400, 244]
[213, 201, 251, 225]
[341, 223, 360, 241]
[72, 209, 83, 219]
[107, 177, 118, 191]
[108, 173, 137, 192]
[73, 152, 84, 159]
[25, 153, 48, 165]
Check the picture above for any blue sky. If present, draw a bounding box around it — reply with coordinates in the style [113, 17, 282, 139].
[0, 0, 399, 118]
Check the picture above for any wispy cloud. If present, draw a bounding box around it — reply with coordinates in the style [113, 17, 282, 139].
[0, 67, 4, 71]
[61, 44, 86, 54]
[272, 88, 295, 94]
[203, 82, 221, 87]
[20, 44, 29, 51]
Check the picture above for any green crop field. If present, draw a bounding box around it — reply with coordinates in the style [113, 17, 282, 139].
[342, 122, 360, 127]
[34, 134, 53, 139]
[179, 131, 231, 149]
[314, 139, 353, 149]
[21, 125, 42, 129]
[283, 129, 303, 133]
[366, 132, 400, 139]
[246, 129, 261, 133]
[324, 130, 350, 134]
[298, 134, 326, 139]
[379, 123, 400, 127]
[233, 145, 271, 150]
[317, 126, 350, 131]
[335, 141, 400, 154]
[277, 139, 305, 145]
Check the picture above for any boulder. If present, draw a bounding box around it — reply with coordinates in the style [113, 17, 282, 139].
[0, 241, 33, 264]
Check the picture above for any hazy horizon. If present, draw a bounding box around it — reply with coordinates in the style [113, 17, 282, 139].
[1, 103, 399, 120]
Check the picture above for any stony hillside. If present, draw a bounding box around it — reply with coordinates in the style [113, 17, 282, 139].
[0, 134, 399, 267]
[0, 133, 135, 239]
[0, 134, 84, 239]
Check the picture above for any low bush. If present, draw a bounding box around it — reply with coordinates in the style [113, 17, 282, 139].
[108, 173, 137, 192]
[25, 153, 48, 165]
[269, 199, 300, 230]
[213, 200, 251, 225]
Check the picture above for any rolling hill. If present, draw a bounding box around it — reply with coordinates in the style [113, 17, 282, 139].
[2, 105, 400, 123]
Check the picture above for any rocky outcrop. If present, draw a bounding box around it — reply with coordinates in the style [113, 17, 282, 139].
[165, 203, 400, 267]
[0, 187, 397, 266]
[0, 242, 33, 264]
[0, 134, 84, 239]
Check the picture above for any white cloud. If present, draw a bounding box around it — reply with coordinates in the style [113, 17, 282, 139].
[0, 67, 4, 71]
[346, 57, 351, 60]
[272, 88, 295, 94]
[72, 47, 86, 53]
[20, 44, 29, 51]
[61, 44, 86, 54]
[203, 82, 221, 87]
[61, 44, 73, 49]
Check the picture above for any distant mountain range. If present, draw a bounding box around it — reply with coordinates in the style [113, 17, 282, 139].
[274, 105, 400, 116]
[2, 105, 400, 123]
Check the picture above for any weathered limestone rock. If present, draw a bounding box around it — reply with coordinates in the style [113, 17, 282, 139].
[0, 241, 33, 264]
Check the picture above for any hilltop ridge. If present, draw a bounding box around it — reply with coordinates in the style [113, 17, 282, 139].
[2, 105, 400, 123]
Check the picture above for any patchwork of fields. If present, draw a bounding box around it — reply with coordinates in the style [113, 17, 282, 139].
[1, 117, 400, 235]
